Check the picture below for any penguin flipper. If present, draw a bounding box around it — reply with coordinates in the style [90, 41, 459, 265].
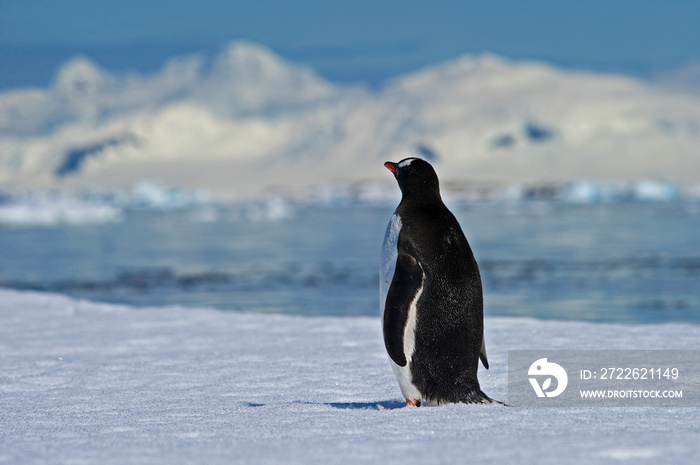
[383, 251, 423, 367]
[480, 337, 489, 370]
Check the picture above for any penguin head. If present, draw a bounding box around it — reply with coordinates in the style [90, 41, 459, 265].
[384, 157, 441, 202]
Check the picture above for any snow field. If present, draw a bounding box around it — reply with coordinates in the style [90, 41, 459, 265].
[1, 289, 698, 464]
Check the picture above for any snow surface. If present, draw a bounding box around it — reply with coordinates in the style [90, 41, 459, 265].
[1, 289, 698, 464]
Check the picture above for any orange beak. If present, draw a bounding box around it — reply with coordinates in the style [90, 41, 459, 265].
[384, 162, 397, 173]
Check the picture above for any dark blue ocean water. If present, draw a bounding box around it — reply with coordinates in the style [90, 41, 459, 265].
[1, 201, 698, 323]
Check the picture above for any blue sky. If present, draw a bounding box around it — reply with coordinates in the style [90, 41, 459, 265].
[1, 0, 699, 89]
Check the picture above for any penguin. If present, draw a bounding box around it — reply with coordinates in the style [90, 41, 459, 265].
[380, 157, 491, 406]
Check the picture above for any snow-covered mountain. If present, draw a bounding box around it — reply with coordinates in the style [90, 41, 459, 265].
[2, 41, 700, 200]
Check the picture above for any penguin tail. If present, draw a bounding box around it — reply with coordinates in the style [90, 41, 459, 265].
[460, 388, 493, 405]
[459, 388, 510, 406]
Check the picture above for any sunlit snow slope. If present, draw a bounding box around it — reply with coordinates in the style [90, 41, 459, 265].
[2, 41, 700, 199]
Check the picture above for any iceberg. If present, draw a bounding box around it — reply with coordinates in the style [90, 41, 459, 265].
[0, 192, 122, 226]
[631, 180, 680, 202]
[129, 181, 210, 210]
[559, 181, 628, 203]
[243, 195, 294, 222]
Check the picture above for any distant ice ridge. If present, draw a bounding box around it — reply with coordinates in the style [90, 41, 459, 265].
[128, 181, 210, 210]
[0, 181, 300, 226]
[307, 179, 693, 206]
[535, 179, 682, 203]
[0, 182, 212, 226]
[0, 192, 123, 226]
[240, 195, 294, 222]
[310, 183, 400, 207]
[437, 179, 686, 204]
[0, 178, 696, 226]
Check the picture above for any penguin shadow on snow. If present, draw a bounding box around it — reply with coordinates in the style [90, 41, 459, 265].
[247, 399, 506, 410]
[328, 400, 407, 410]
[246, 400, 408, 410]
[329, 399, 507, 409]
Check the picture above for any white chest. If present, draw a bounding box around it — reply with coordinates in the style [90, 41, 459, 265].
[379, 212, 401, 320]
[379, 212, 423, 402]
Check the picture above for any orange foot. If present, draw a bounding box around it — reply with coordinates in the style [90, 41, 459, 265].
[405, 398, 422, 407]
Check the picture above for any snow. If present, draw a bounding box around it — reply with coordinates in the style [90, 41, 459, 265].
[1, 289, 698, 464]
[2, 41, 700, 199]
